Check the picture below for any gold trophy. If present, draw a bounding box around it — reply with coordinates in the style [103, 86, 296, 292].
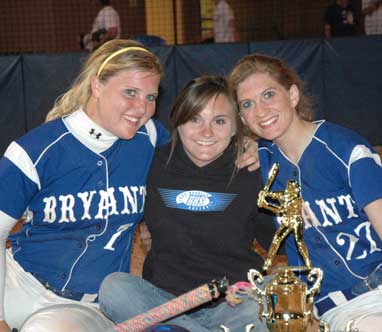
[248, 164, 328, 332]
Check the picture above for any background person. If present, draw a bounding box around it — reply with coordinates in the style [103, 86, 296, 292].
[213, 0, 236, 43]
[362, 0, 382, 35]
[99, 76, 276, 332]
[324, 0, 358, 37]
[229, 53, 382, 331]
[81, 0, 121, 52]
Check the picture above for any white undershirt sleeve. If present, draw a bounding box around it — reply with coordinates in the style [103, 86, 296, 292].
[0, 210, 18, 321]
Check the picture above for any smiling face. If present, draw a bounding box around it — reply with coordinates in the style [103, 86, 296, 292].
[87, 69, 160, 139]
[236, 72, 300, 145]
[178, 94, 236, 167]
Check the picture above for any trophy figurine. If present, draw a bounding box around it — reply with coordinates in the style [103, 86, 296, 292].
[248, 163, 328, 332]
[257, 163, 311, 272]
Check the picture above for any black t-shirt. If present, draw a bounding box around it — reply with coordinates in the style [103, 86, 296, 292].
[143, 143, 275, 296]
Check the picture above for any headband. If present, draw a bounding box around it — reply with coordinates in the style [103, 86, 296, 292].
[96, 46, 151, 77]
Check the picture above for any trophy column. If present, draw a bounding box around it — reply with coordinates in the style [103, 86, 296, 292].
[248, 163, 329, 332]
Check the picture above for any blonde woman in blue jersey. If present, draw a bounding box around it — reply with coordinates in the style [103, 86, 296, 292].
[0, 39, 168, 332]
[229, 54, 382, 332]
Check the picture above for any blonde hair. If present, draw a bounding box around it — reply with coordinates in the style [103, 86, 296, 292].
[46, 39, 163, 121]
[229, 54, 313, 121]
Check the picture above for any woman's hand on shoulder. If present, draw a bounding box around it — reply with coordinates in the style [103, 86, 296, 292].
[139, 221, 152, 252]
[0, 320, 11, 332]
[364, 198, 382, 240]
[236, 137, 260, 172]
